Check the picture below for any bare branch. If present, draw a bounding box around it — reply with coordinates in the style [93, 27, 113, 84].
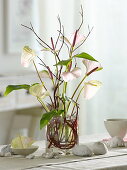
[57, 25, 65, 56]
[36, 39, 47, 49]
[37, 56, 47, 67]
[88, 25, 90, 32]
[72, 30, 78, 47]
[38, 57, 63, 82]
[21, 23, 53, 50]
[57, 30, 70, 53]
[73, 26, 94, 52]
[77, 5, 84, 31]
[51, 37, 55, 50]
[55, 16, 62, 48]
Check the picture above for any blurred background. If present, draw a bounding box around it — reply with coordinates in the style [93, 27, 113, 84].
[0, 0, 127, 144]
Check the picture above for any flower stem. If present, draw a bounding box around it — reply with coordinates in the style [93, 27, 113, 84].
[37, 97, 50, 112]
[70, 87, 84, 116]
[33, 61, 43, 84]
[33, 61, 54, 106]
[67, 75, 87, 112]
[72, 75, 87, 99]
[63, 82, 67, 94]
[76, 86, 84, 102]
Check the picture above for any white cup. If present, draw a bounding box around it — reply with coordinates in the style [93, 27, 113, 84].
[104, 119, 127, 138]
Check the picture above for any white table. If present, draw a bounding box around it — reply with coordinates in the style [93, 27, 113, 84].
[1, 134, 127, 170]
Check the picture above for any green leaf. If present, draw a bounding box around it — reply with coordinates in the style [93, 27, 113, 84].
[54, 59, 72, 66]
[73, 52, 98, 62]
[40, 110, 64, 129]
[4, 84, 30, 96]
[31, 83, 40, 86]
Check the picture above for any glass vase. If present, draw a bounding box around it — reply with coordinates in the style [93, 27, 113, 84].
[46, 115, 78, 154]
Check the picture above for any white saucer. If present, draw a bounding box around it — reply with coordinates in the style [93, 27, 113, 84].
[11, 145, 39, 156]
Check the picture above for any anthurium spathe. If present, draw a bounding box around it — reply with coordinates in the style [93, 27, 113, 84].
[29, 84, 49, 99]
[84, 80, 102, 100]
[69, 32, 85, 46]
[39, 70, 51, 79]
[83, 59, 103, 75]
[61, 67, 82, 82]
[82, 59, 103, 75]
[61, 32, 85, 47]
[21, 46, 36, 67]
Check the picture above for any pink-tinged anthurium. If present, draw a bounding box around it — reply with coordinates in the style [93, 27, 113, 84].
[61, 67, 82, 82]
[60, 32, 85, 47]
[21, 46, 36, 67]
[71, 67, 82, 78]
[29, 84, 49, 99]
[82, 59, 103, 75]
[84, 80, 102, 100]
[69, 32, 85, 46]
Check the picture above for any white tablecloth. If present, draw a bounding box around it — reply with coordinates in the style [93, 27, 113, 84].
[1, 134, 127, 170]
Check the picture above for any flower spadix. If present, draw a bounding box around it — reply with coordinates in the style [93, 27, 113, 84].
[84, 80, 102, 100]
[21, 46, 36, 67]
[29, 84, 49, 99]
[61, 67, 82, 82]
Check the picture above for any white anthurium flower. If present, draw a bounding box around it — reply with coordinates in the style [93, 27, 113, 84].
[84, 80, 102, 100]
[29, 84, 49, 99]
[82, 59, 103, 75]
[61, 72, 76, 82]
[39, 70, 51, 79]
[71, 67, 82, 78]
[21, 46, 36, 67]
[61, 67, 82, 82]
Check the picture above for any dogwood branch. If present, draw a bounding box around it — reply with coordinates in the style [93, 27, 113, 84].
[73, 26, 94, 52]
[21, 23, 53, 50]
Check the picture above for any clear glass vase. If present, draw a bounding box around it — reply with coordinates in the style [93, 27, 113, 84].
[46, 115, 78, 154]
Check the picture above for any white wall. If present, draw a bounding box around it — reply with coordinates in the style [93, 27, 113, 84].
[80, 0, 127, 134]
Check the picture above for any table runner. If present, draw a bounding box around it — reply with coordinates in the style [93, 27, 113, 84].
[1, 134, 127, 170]
[39, 156, 127, 170]
[0, 148, 127, 170]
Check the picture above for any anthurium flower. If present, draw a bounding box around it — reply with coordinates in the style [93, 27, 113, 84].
[39, 70, 51, 79]
[84, 80, 102, 100]
[60, 32, 85, 47]
[82, 59, 103, 75]
[61, 67, 82, 82]
[11, 136, 35, 149]
[69, 32, 85, 46]
[29, 84, 49, 99]
[21, 46, 36, 67]
[71, 67, 82, 78]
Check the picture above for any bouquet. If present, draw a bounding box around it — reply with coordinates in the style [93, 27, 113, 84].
[4, 6, 102, 150]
